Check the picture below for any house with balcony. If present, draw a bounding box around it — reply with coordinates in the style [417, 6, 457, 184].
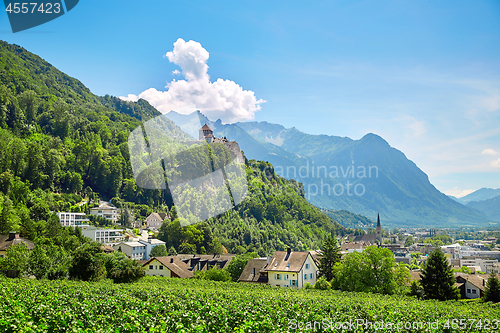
[264, 249, 318, 288]
[90, 201, 119, 223]
[79, 226, 124, 243]
[56, 212, 90, 227]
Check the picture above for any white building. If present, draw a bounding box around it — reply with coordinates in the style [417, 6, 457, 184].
[113, 242, 147, 260]
[139, 238, 166, 260]
[90, 201, 119, 223]
[79, 226, 124, 243]
[460, 258, 499, 273]
[56, 212, 90, 227]
[264, 249, 318, 289]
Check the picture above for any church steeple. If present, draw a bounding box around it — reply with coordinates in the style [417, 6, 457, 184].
[376, 213, 382, 244]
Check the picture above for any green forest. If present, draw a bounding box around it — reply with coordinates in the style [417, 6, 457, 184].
[0, 40, 348, 257]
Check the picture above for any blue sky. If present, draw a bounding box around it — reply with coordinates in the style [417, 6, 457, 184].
[1, 0, 500, 196]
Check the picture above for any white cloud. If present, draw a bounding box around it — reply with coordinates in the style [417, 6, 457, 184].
[172, 69, 180, 75]
[490, 158, 500, 168]
[444, 187, 475, 198]
[482, 148, 498, 156]
[120, 38, 265, 123]
[395, 115, 426, 137]
[120, 94, 139, 102]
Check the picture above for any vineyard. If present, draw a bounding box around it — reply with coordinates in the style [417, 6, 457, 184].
[0, 277, 499, 332]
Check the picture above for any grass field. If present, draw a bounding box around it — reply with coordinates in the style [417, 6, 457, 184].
[0, 276, 499, 332]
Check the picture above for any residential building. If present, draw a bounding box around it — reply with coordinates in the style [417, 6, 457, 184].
[460, 258, 498, 273]
[0, 232, 35, 257]
[238, 258, 269, 283]
[142, 256, 193, 278]
[145, 213, 168, 230]
[90, 201, 119, 223]
[79, 226, 124, 243]
[113, 242, 147, 260]
[138, 238, 166, 260]
[264, 249, 318, 289]
[56, 212, 90, 227]
[455, 273, 487, 299]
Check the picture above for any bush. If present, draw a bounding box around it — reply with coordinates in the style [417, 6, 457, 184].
[195, 266, 231, 282]
[314, 277, 331, 290]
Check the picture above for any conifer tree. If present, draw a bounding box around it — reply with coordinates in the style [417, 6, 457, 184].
[420, 248, 459, 301]
[318, 234, 341, 281]
[484, 272, 500, 303]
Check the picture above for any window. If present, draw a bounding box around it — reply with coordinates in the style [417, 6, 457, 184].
[159, 266, 163, 270]
[149, 265, 153, 270]
[276, 274, 281, 280]
[286, 263, 290, 268]
[310, 273, 314, 279]
[472, 289, 476, 294]
[290, 280, 297, 286]
[285, 274, 289, 280]
[305, 264, 309, 269]
[304, 273, 308, 280]
[467, 289, 471, 293]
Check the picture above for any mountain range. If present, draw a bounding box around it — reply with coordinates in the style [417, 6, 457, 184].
[166, 111, 493, 228]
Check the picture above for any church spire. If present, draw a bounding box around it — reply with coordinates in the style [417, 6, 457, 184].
[376, 212, 382, 244]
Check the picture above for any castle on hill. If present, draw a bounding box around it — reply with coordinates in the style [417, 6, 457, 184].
[199, 124, 244, 161]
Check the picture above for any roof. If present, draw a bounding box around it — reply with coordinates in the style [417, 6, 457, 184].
[200, 124, 212, 131]
[239, 258, 269, 283]
[455, 273, 487, 291]
[158, 213, 168, 220]
[146, 213, 163, 221]
[116, 242, 145, 248]
[176, 254, 236, 270]
[0, 233, 35, 251]
[144, 256, 193, 278]
[353, 234, 377, 244]
[264, 251, 310, 273]
[101, 245, 115, 253]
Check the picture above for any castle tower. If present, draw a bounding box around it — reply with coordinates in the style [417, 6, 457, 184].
[199, 124, 213, 142]
[376, 213, 382, 243]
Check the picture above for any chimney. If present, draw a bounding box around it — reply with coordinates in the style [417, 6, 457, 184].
[170, 258, 174, 263]
[266, 256, 271, 264]
[8, 231, 18, 241]
[285, 248, 291, 261]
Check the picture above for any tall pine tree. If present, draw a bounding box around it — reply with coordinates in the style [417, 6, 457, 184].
[420, 248, 459, 301]
[318, 234, 341, 282]
[484, 272, 500, 303]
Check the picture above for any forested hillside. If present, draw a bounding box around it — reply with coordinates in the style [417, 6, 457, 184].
[0, 40, 345, 256]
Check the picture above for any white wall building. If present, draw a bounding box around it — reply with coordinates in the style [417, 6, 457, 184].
[56, 212, 90, 227]
[90, 201, 119, 223]
[113, 242, 147, 260]
[79, 226, 124, 243]
[264, 249, 318, 289]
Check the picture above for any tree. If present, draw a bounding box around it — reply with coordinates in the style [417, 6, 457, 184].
[484, 272, 500, 303]
[334, 246, 404, 295]
[225, 252, 258, 282]
[420, 248, 459, 301]
[150, 245, 168, 257]
[1, 243, 30, 276]
[104, 252, 144, 283]
[69, 242, 106, 281]
[318, 234, 341, 281]
[168, 246, 177, 256]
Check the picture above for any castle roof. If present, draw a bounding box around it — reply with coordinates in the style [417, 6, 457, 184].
[201, 124, 212, 131]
